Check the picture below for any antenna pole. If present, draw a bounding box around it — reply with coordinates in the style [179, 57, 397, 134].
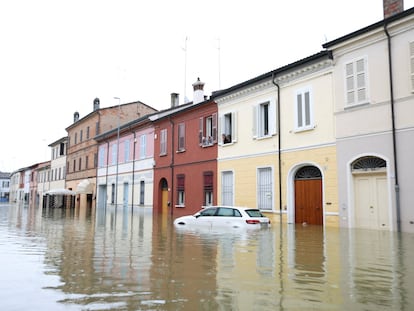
[183, 37, 188, 103]
[217, 38, 221, 89]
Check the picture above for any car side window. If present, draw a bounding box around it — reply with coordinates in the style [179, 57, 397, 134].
[200, 208, 217, 217]
[233, 209, 242, 217]
[217, 208, 239, 217]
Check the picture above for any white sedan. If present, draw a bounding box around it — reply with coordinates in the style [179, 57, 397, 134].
[173, 206, 271, 229]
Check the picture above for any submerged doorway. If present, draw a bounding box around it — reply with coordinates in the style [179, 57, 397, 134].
[294, 166, 323, 225]
[352, 156, 389, 230]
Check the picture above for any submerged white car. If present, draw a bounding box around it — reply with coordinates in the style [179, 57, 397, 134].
[173, 206, 271, 229]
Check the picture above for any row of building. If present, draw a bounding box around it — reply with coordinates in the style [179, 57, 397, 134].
[6, 1, 414, 232]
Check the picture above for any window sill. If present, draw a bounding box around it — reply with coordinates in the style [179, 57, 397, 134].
[175, 204, 185, 208]
[176, 149, 186, 153]
[293, 125, 316, 133]
[344, 101, 370, 110]
[254, 134, 275, 141]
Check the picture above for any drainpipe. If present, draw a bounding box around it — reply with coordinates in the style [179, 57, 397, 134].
[272, 73, 282, 218]
[169, 117, 175, 216]
[131, 129, 136, 214]
[384, 22, 401, 232]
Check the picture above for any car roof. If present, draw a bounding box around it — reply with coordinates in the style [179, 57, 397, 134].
[203, 206, 257, 210]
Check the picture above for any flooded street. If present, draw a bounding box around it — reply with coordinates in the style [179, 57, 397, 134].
[0, 203, 413, 311]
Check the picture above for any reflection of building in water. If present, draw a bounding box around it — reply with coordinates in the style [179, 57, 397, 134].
[149, 216, 219, 310]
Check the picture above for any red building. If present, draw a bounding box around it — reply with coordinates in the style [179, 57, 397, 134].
[152, 79, 218, 218]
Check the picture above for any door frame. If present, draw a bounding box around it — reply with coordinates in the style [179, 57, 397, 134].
[287, 162, 325, 225]
[347, 154, 393, 230]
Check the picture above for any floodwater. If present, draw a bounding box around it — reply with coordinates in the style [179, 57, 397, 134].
[0, 203, 413, 311]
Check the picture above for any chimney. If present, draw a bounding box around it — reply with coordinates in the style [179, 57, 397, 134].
[383, 0, 404, 19]
[192, 77, 205, 105]
[171, 93, 180, 107]
[74, 111, 80, 123]
[93, 97, 100, 111]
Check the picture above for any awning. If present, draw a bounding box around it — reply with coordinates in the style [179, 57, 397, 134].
[44, 188, 76, 196]
[76, 179, 94, 194]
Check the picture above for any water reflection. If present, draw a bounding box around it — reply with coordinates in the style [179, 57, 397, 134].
[0, 203, 413, 310]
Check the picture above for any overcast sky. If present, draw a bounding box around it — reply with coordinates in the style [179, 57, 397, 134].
[1, 0, 413, 172]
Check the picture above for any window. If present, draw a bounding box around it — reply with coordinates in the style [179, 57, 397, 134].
[74, 133, 78, 144]
[80, 130, 83, 142]
[140, 135, 146, 159]
[177, 174, 185, 206]
[139, 180, 145, 205]
[253, 100, 276, 138]
[78, 157, 82, 171]
[410, 42, 414, 91]
[124, 140, 130, 162]
[111, 143, 117, 165]
[221, 171, 234, 206]
[295, 88, 313, 131]
[85, 156, 89, 169]
[199, 113, 217, 146]
[98, 147, 105, 168]
[96, 122, 100, 136]
[160, 129, 167, 155]
[345, 57, 368, 105]
[220, 112, 237, 144]
[203, 171, 213, 206]
[178, 123, 185, 151]
[86, 126, 90, 139]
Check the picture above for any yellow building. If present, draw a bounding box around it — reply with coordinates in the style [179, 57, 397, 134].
[213, 51, 339, 227]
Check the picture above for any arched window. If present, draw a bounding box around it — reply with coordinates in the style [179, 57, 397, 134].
[295, 166, 321, 180]
[352, 156, 386, 172]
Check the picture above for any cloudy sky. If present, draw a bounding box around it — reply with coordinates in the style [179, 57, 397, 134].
[1, 0, 413, 172]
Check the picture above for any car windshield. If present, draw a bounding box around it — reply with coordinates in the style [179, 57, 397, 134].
[245, 209, 265, 217]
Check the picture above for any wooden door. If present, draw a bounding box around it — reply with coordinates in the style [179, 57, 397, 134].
[295, 178, 323, 225]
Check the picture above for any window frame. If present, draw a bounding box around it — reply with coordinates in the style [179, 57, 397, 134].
[220, 111, 237, 145]
[344, 56, 369, 107]
[199, 113, 218, 146]
[160, 129, 167, 156]
[177, 123, 185, 152]
[294, 87, 314, 132]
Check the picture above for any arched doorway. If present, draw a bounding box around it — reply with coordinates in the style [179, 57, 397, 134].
[159, 178, 169, 214]
[294, 166, 323, 225]
[352, 156, 389, 230]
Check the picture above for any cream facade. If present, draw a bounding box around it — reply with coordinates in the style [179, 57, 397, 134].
[324, 8, 414, 232]
[214, 51, 339, 227]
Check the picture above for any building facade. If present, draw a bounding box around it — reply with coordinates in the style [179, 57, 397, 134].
[65, 98, 157, 209]
[96, 115, 156, 211]
[324, 4, 414, 232]
[213, 51, 338, 227]
[152, 81, 218, 218]
[0, 171, 10, 202]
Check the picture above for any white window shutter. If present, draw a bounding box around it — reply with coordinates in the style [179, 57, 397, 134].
[252, 105, 258, 139]
[269, 99, 277, 135]
[231, 111, 237, 142]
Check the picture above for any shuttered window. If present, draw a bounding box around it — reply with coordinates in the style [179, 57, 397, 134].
[345, 57, 368, 105]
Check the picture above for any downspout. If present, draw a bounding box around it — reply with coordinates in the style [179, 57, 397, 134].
[272, 73, 282, 218]
[169, 117, 175, 215]
[105, 141, 109, 212]
[131, 129, 136, 214]
[384, 22, 401, 232]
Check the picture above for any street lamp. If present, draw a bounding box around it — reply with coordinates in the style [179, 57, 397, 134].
[114, 97, 121, 210]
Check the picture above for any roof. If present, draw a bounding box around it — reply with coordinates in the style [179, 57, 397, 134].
[0, 172, 11, 179]
[323, 7, 414, 48]
[211, 50, 332, 99]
